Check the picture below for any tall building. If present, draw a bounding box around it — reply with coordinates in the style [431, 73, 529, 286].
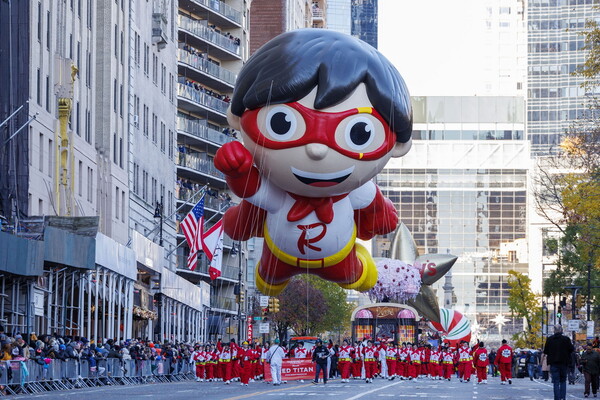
[0, 0, 209, 343]
[175, 0, 250, 341]
[378, 96, 529, 339]
[377, 0, 528, 340]
[526, 0, 595, 156]
[351, 0, 378, 48]
[249, 0, 314, 55]
[327, 0, 352, 35]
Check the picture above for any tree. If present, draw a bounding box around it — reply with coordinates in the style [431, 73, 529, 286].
[303, 275, 354, 339]
[506, 270, 543, 349]
[270, 277, 327, 341]
[532, 16, 600, 315]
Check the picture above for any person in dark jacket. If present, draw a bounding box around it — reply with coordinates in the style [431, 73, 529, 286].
[580, 344, 600, 398]
[544, 324, 575, 400]
[312, 339, 331, 384]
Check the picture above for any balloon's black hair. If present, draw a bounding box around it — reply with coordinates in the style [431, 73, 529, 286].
[230, 29, 413, 143]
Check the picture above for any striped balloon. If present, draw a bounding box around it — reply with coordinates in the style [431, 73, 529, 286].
[428, 308, 471, 345]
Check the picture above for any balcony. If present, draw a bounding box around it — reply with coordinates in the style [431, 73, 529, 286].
[177, 114, 235, 148]
[176, 151, 227, 186]
[177, 83, 229, 123]
[152, 13, 169, 49]
[179, 0, 243, 28]
[312, 9, 325, 20]
[178, 14, 241, 61]
[210, 293, 238, 313]
[177, 49, 237, 92]
[176, 253, 240, 285]
[176, 187, 232, 216]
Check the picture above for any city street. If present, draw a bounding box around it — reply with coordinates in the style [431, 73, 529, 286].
[10, 376, 590, 400]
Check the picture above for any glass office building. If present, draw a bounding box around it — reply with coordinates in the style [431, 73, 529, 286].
[527, 0, 597, 156]
[351, 0, 378, 48]
[378, 96, 529, 340]
[327, 0, 352, 35]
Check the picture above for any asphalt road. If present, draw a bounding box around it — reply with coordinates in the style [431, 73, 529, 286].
[10, 376, 590, 400]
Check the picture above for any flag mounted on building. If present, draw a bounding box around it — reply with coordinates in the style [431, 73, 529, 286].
[180, 196, 205, 271]
[202, 219, 224, 280]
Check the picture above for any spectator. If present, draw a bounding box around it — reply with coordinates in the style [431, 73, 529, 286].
[488, 349, 497, 377]
[542, 352, 550, 381]
[544, 324, 575, 400]
[526, 350, 539, 380]
[581, 344, 600, 398]
[312, 339, 330, 384]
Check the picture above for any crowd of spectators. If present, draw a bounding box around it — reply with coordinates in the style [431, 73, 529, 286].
[179, 77, 231, 104]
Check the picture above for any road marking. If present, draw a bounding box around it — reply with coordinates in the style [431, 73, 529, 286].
[534, 379, 581, 399]
[223, 383, 313, 400]
[345, 381, 403, 400]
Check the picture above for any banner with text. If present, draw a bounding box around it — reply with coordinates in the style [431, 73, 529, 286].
[264, 359, 315, 381]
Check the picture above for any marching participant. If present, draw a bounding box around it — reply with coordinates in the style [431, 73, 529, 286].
[409, 343, 421, 380]
[457, 341, 473, 383]
[429, 345, 441, 380]
[338, 339, 354, 383]
[205, 344, 217, 382]
[398, 343, 409, 379]
[495, 339, 513, 385]
[474, 342, 489, 384]
[237, 341, 254, 386]
[441, 346, 455, 381]
[217, 340, 234, 384]
[386, 342, 398, 380]
[352, 341, 363, 379]
[362, 340, 379, 383]
[191, 345, 206, 382]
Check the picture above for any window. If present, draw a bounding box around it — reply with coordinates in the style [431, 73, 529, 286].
[45, 76, 50, 112]
[134, 33, 140, 66]
[47, 11, 51, 50]
[75, 101, 80, 136]
[78, 161, 83, 196]
[168, 129, 174, 159]
[161, 64, 166, 93]
[169, 73, 174, 102]
[152, 54, 158, 84]
[160, 122, 165, 152]
[48, 138, 53, 177]
[133, 163, 138, 194]
[115, 186, 120, 220]
[39, 199, 44, 215]
[114, 25, 118, 58]
[121, 190, 125, 222]
[69, 34, 73, 59]
[87, 0, 92, 29]
[119, 84, 123, 117]
[87, 167, 93, 202]
[38, 133, 44, 173]
[85, 110, 91, 143]
[143, 105, 149, 136]
[120, 31, 124, 64]
[36, 69, 41, 105]
[113, 79, 118, 113]
[152, 113, 157, 143]
[152, 178, 157, 205]
[142, 170, 148, 201]
[28, 127, 33, 166]
[37, 3, 42, 42]
[144, 44, 149, 75]
[86, 51, 91, 87]
[113, 133, 118, 164]
[119, 137, 123, 168]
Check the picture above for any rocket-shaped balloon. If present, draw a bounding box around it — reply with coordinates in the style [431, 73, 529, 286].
[390, 223, 457, 324]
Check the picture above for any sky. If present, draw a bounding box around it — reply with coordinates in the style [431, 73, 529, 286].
[378, 0, 490, 97]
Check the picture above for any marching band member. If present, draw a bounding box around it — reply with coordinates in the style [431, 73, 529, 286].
[474, 342, 489, 384]
[338, 339, 354, 383]
[362, 340, 379, 383]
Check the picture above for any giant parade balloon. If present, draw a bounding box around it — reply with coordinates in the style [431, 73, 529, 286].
[214, 29, 413, 296]
[428, 308, 472, 347]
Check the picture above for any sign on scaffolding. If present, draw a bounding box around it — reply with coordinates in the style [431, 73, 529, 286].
[567, 319, 581, 332]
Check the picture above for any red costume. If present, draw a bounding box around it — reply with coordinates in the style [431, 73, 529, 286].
[474, 347, 489, 383]
[457, 345, 473, 382]
[441, 350, 454, 380]
[362, 345, 379, 381]
[495, 343, 513, 383]
[338, 344, 354, 381]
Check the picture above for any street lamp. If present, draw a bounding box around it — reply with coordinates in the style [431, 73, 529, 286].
[153, 196, 164, 247]
[232, 241, 244, 342]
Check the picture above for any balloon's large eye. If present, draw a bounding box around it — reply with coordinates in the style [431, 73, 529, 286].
[344, 116, 375, 151]
[265, 106, 297, 141]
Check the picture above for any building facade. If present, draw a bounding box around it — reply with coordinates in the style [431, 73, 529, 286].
[175, 0, 251, 341]
[379, 96, 529, 340]
[526, 0, 596, 156]
[351, 0, 377, 48]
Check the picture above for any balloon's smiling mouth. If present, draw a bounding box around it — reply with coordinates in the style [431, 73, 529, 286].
[291, 166, 354, 187]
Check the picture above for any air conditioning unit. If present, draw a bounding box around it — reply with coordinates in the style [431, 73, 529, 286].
[133, 115, 139, 127]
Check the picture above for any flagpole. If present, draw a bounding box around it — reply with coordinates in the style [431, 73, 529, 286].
[144, 184, 207, 240]
[164, 200, 231, 259]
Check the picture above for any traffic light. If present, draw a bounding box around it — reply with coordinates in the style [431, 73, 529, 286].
[560, 297, 567, 308]
[268, 297, 280, 313]
[557, 306, 562, 319]
[576, 294, 583, 309]
[239, 290, 245, 304]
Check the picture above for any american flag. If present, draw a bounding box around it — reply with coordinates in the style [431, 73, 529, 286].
[180, 196, 205, 271]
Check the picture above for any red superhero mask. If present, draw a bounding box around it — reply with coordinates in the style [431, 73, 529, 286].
[240, 102, 396, 161]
